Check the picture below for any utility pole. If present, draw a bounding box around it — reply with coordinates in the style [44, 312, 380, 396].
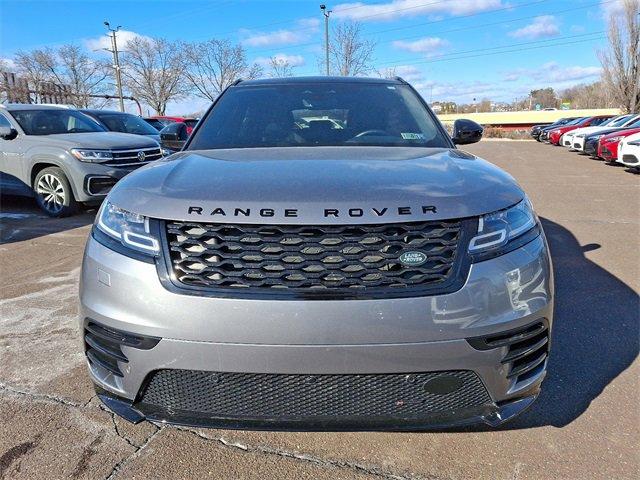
[104, 21, 125, 112]
[320, 5, 331, 76]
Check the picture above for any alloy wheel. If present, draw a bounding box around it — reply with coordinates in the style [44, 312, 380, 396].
[36, 173, 66, 214]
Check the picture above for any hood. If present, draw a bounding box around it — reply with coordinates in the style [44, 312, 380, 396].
[36, 132, 159, 149]
[585, 127, 628, 139]
[602, 128, 640, 142]
[573, 125, 618, 136]
[108, 147, 525, 224]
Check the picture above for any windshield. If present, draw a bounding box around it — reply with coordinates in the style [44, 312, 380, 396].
[184, 119, 198, 128]
[610, 115, 634, 127]
[566, 117, 585, 126]
[188, 82, 450, 150]
[10, 109, 105, 135]
[90, 112, 158, 135]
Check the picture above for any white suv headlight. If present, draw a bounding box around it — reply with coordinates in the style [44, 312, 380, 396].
[96, 201, 159, 255]
[469, 198, 538, 257]
[71, 149, 113, 163]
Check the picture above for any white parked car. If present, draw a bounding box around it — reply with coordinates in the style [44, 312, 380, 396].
[560, 115, 623, 148]
[567, 115, 640, 152]
[617, 131, 640, 169]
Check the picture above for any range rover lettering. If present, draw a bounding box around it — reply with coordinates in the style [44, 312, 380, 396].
[80, 77, 554, 429]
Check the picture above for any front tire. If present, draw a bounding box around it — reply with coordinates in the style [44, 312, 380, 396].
[33, 167, 78, 217]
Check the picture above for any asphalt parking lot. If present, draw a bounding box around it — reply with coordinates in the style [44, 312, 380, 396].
[0, 140, 638, 480]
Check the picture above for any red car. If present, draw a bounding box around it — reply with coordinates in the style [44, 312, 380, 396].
[598, 128, 640, 161]
[548, 116, 614, 145]
[150, 116, 199, 135]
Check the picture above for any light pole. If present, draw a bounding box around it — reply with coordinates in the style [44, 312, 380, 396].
[104, 21, 125, 112]
[320, 5, 331, 76]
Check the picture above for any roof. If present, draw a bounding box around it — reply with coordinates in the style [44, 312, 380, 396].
[1, 103, 76, 111]
[80, 109, 134, 115]
[237, 76, 405, 87]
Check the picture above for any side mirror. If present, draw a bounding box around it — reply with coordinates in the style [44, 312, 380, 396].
[0, 126, 18, 140]
[160, 122, 188, 152]
[452, 119, 483, 145]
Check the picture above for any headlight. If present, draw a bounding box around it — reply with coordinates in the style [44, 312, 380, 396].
[161, 148, 172, 157]
[469, 198, 539, 260]
[95, 201, 159, 256]
[606, 136, 624, 143]
[70, 149, 113, 163]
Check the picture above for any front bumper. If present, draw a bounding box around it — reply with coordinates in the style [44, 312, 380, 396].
[80, 233, 554, 429]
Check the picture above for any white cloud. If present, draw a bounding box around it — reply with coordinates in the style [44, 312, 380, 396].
[509, 16, 560, 39]
[85, 30, 152, 52]
[241, 18, 319, 48]
[334, 0, 503, 22]
[0, 57, 16, 70]
[254, 53, 306, 68]
[391, 65, 423, 81]
[503, 62, 602, 84]
[536, 62, 601, 82]
[600, 0, 626, 17]
[392, 37, 449, 56]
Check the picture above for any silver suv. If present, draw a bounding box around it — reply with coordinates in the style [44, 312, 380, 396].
[80, 77, 554, 429]
[0, 104, 162, 217]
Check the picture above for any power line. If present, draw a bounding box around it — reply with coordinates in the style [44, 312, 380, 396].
[245, 0, 613, 57]
[379, 31, 605, 67]
[243, 0, 555, 54]
[375, 34, 607, 68]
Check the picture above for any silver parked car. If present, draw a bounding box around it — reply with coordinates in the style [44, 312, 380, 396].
[0, 104, 162, 216]
[80, 77, 554, 429]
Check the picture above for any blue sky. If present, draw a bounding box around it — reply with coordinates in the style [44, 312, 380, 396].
[0, 0, 624, 114]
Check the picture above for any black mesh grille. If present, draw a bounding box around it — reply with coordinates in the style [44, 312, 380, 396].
[164, 219, 469, 297]
[138, 370, 491, 418]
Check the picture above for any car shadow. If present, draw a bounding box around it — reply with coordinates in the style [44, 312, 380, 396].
[452, 217, 639, 432]
[0, 195, 95, 244]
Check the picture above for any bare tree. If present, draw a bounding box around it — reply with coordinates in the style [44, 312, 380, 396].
[598, 0, 640, 113]
[44, 45, 110, 108]
[14, 46, 111, 107]
[120, 37, 186, 115]
[328, 22, 376, 76]
[14, 48, 54, 92]
[183, 39, 262, 101]
[268, 56, 294, 77]
[560, 82, 614, 109]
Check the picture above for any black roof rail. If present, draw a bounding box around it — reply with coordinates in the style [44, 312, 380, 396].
[394, 76, 408, 84]
[232, 78, 243, 86]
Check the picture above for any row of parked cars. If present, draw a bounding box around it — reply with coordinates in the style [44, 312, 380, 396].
[0, 104, 195, 216]
[530, 113, 640, 171]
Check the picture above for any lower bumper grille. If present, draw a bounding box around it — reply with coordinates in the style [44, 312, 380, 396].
[84, 321, 160, 378]
[137, 370, 491, 419]
[468, 320, 549, 385]
[622, 154, 639, 165]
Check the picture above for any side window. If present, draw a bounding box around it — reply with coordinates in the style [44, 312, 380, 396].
[0, 114, 13, 128]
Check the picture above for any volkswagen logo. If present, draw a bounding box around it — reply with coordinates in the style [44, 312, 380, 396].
[399, 251, 427, 267]
[137, 151, 146, 162]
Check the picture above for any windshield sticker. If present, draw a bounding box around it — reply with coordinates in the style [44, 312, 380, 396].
[401, 132, 426, 140]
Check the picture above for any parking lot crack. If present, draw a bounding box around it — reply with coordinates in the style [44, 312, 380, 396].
[0, 381, 82, 408]
[103, 427, 164, 480]
[180, 427, 432, 480]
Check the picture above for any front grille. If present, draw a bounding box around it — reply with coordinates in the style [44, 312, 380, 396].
[622, 154, 639, 164]
[163, 219, 470, 298]
[138, 369, 491, 418]
[104, 147, 163, 167]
